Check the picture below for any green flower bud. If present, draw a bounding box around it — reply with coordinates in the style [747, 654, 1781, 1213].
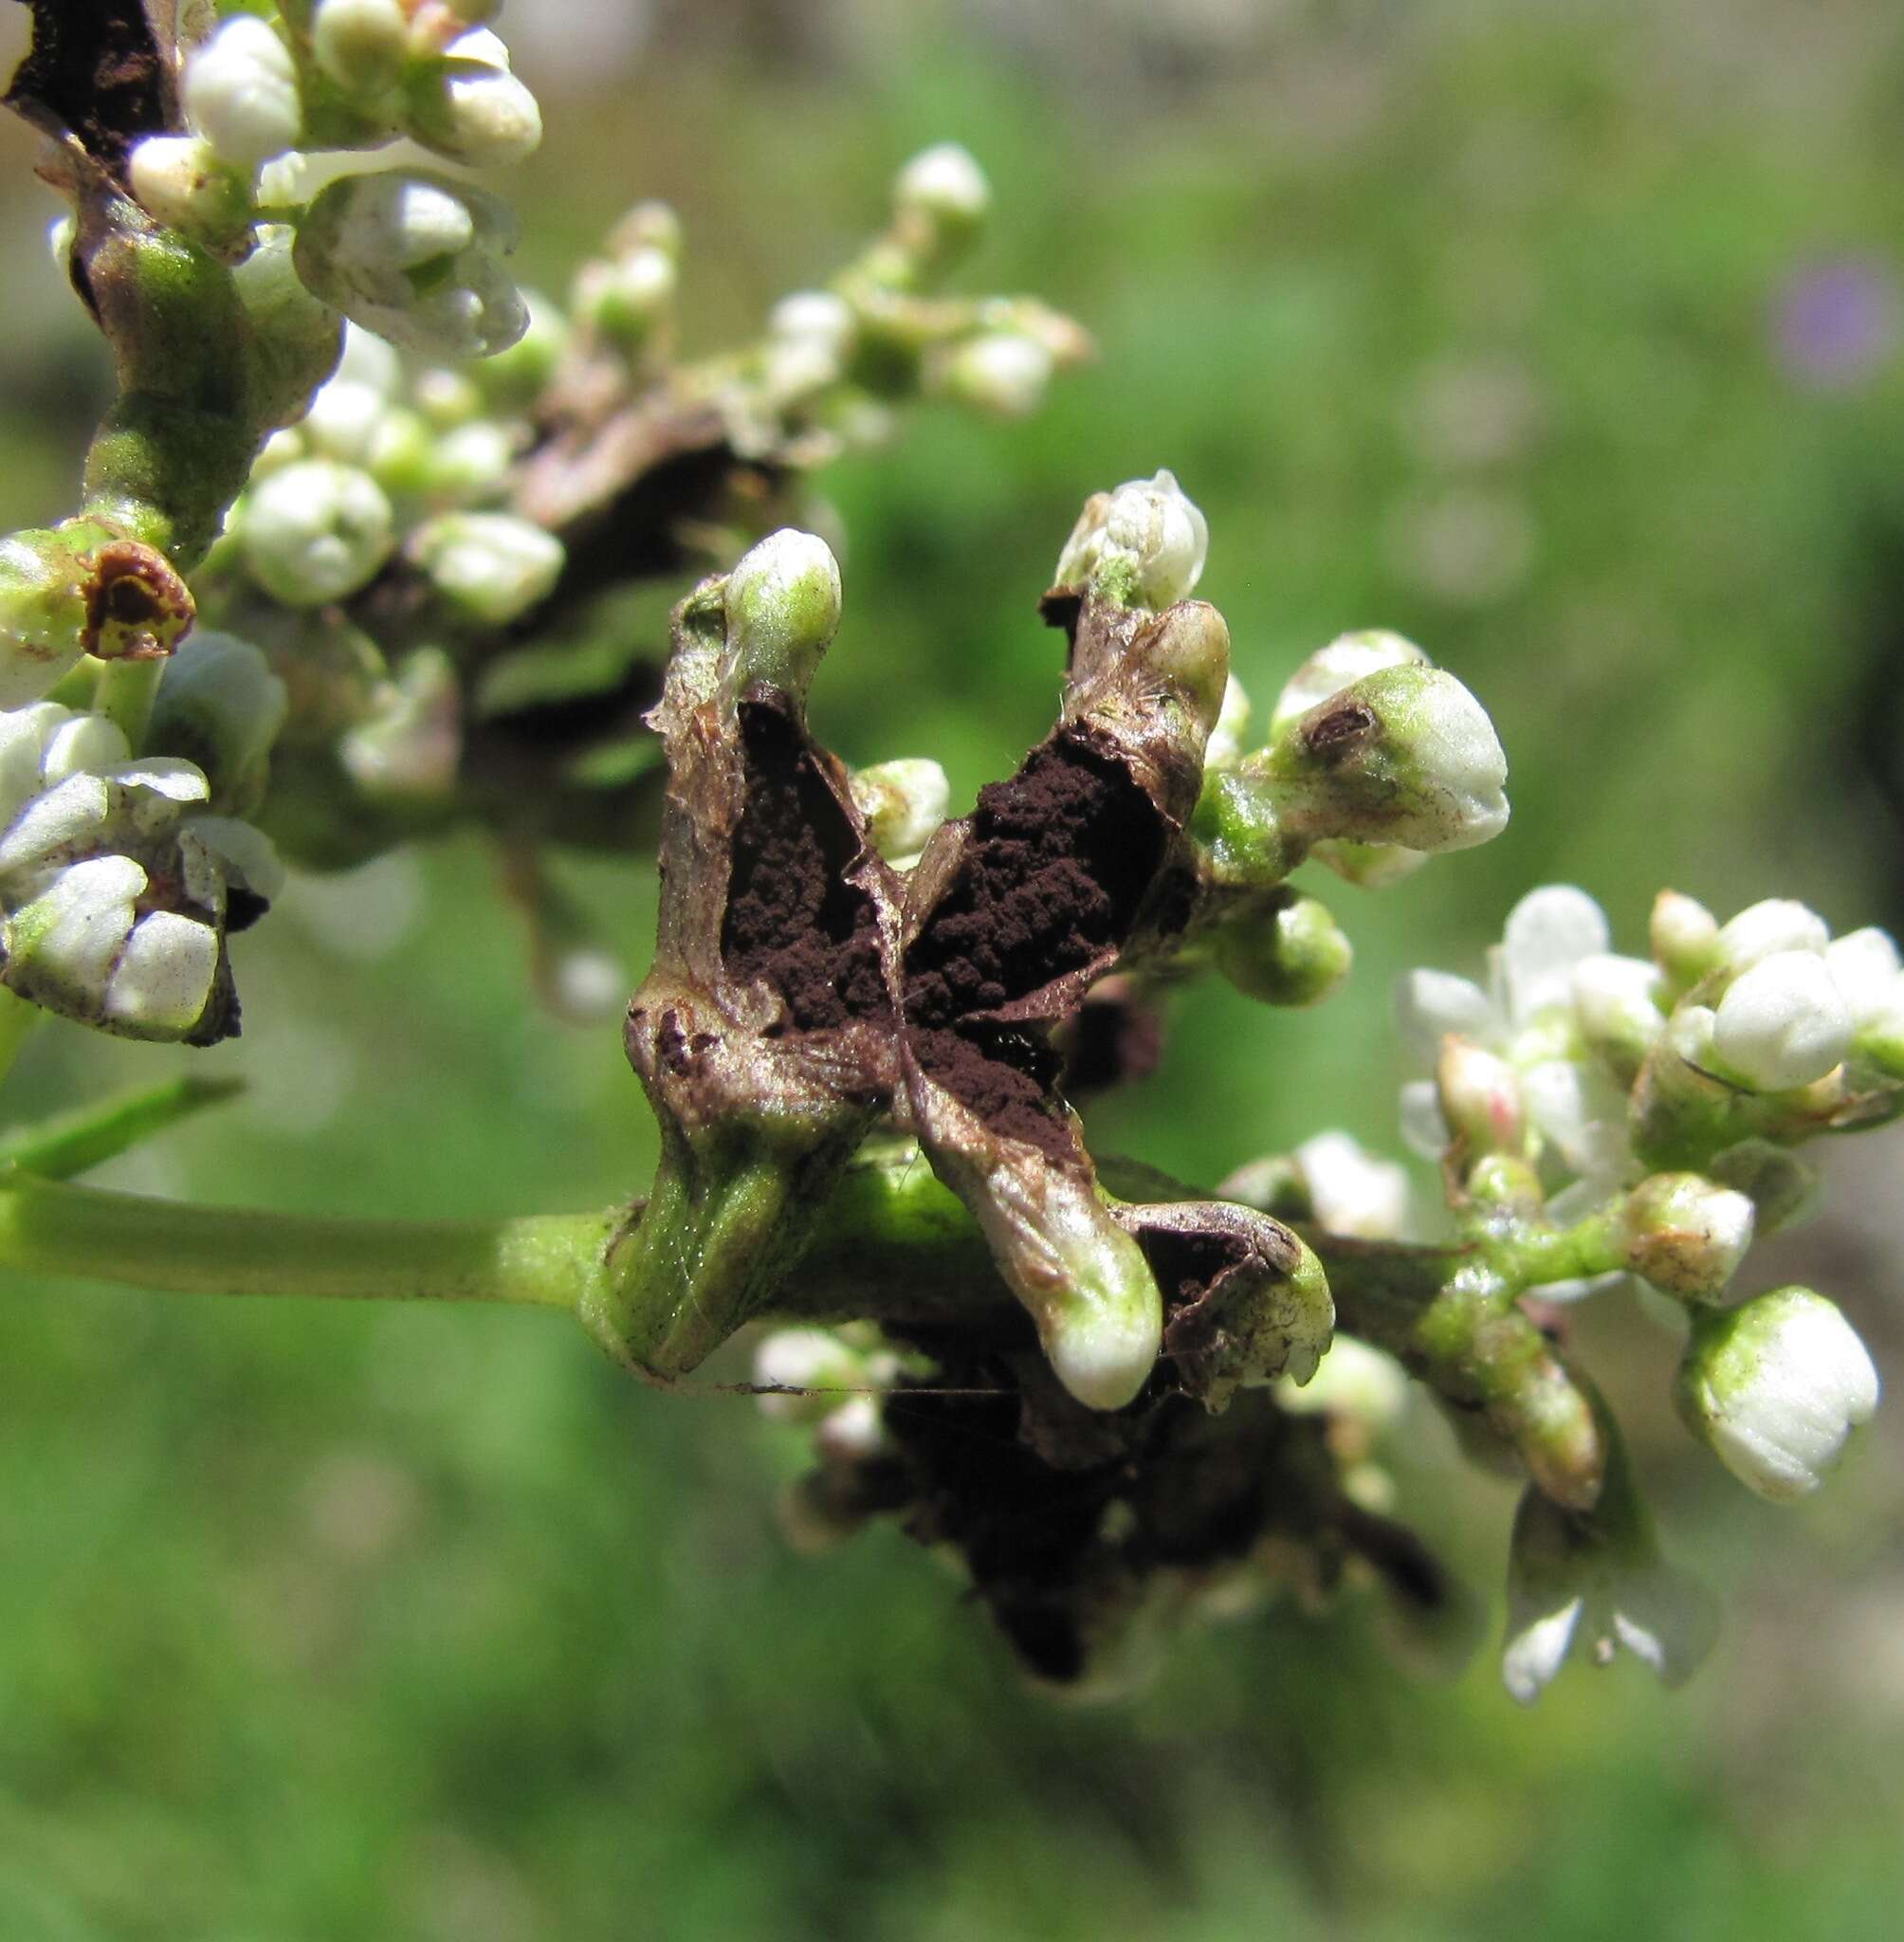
[1619, 1173, 1754, 1299]
[1215, 890, 1352, 1007]
[339, 647, 461, 800]
[721, 530, 843, 700]
[242, 459, 395, 606]
[294, 171, 528, 360]
[1676, 1288, 1879, 1501]
[413, 512, 564, 623]
[1267, 663, 1509, 853]
[572, 246, 676, 357]
[0, 528, 91, 707]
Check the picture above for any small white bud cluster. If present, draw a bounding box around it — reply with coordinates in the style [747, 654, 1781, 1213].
[572, 205, 683, 360]
[123, 6, 543, 363]
[0, 704, 280, 1040]
[1649, 893, 1903, 1092]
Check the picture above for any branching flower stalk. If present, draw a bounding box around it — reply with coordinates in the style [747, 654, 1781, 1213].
[0, 3, 1894, 1704]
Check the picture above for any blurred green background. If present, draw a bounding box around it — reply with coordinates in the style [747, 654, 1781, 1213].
[3, 1, 1904, 1935]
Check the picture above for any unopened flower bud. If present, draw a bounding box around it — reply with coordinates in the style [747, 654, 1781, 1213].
[894, 142, 990, 240]
[1650, 889, 1718, 985]
[126, 134, 253, 246]
[1436, 1036, 1527, 1157]
[311, 0, 410, 97]
[423, 419, 515, 500]
[1215, 891, 1353, 1008]
[722, 530, 843, 698]
[573, 246, 675, 355]
[1712, 898, 1829, 975]
[1825, 926, 1901, 1029]
[851, 758, 949, 862]
[294, 171, 527, 360]
[243, 459, 395, 606]
[185, 16, 302, 171]
[1033, 1194, 1163, 1413]
[1711, 949, 1851, 1091]
[413, 512, 563, 623]
[1676, 1287, 1879, 1501]
[472, 289, 569, 410]
[1053, 469, 1209, 612]
[0, 528, 89, 706]
[405, 46, 543, 168]
[1571, 951, 1666, 1074]
[1268, 630, 1427, 742]
[1619, 1173, 1754, 1299]
[1272, 664, 1510, 853]
[301, 374, 389, 465]
[939, 333, 1053, 419]
[770, 290, 857, 362]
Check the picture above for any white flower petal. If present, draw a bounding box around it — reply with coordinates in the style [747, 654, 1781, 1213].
[1394, 967, 1495, 1066]
[1501, 885, 1609, 1023]
[1295, 1130, 1411, 1240]
[1712, 898, 1828, 973]
[1712, 951, 1852, 1091]
[103, 911, 219, 1034]
[1825, 927, 1902, 1029]
[1398, 1077, 1451, 1160]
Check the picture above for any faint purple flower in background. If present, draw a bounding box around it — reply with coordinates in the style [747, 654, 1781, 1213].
[1775, 256, 1897, 390]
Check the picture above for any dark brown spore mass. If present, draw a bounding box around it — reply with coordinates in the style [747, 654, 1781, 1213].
[904, 732, 1164, 1157]
[721, 702, 886, 1032]
[7, 3, 173, 170]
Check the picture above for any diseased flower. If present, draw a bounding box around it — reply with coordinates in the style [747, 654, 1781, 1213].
[0, 705, 278, 1042]
[1676, 1287, 1880, 1501]
[294, 171, 528, 360]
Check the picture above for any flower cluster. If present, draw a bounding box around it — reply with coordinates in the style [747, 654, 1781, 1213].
[127, 5, 540, 360]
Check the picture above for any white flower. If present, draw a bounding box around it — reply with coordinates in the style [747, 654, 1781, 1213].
[1710, 950, 1852, 1091]
[413, 512, 563, 623]
[1268, 630, 1427, 743]
[751, 1327, 868, 1425]
[293, 172, 527, 361]
[184, 16, 302, 171]
[1825, 926, 1903, 1035]
[1570, 952, 1667, 1070]
[243, 460, 395, 607]
[894, 143, 991, 229]
[1501, 1476, 1718, 1705]
[1292, 1131, 1410, 1240]
[1676, 1287, 1880, 1501]
[1053, 470, 1209, 610]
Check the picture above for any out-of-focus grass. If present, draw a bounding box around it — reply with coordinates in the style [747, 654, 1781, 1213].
[1, 4, 1903, 1936]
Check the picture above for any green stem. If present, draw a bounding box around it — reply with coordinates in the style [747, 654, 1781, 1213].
[91, 656, 167, 753]
[0, 991, 42, 1092]
[0, 1170, 615, 1312]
